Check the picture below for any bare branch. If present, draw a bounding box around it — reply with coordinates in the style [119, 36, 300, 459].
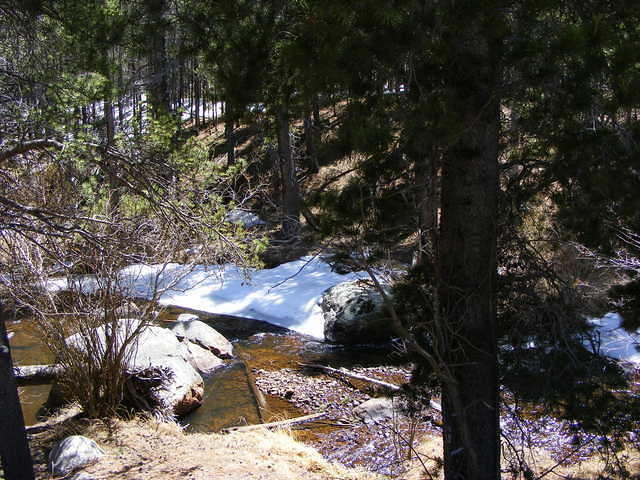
[0, 138, 63, 163]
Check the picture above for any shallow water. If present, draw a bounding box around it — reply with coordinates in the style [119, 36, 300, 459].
[9, 306, 400, 431]
[7, 319, 54, 425]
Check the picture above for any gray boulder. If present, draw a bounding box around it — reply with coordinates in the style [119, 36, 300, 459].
[353, 397, 396, 424]
[182, 339, 224, 374]
[320, 281, 395, 344]
[66, 319, 204, 416]
[171, 319, 234, 359]
[176, 313, 199, 322]
[49, 435, 104, 476]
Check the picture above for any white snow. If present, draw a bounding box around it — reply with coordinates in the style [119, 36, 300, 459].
[225, 209, 266, 228]
[588, 312, 640, 365]
[52, 257, 365, 339]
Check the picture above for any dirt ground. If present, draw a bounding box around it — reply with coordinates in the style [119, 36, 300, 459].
[27, 413, 380, 480]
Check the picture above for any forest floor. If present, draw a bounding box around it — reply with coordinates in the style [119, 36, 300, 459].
[26, 412, 380, 480]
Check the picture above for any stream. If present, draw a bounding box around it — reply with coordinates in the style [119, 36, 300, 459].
[8, 306, 400, 432]
[9, 307, 434, 475]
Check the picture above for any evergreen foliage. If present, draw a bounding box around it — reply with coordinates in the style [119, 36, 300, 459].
[1, 0, 640, 478]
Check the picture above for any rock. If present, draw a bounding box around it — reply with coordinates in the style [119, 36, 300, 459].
[182, 339, 224, 374]
[69, 472, 97, 480]
[320, 281, 395, 344]
[49, 435, 104, 476]
[225, 208, 266, 228]
[66, 319, 204, 416]
[171, 319, 234, 359]
[353, 397, 396, 424]
[147, 356, 204, 416]
[70, 473, 96, 480]
[177, 313, 199, 322]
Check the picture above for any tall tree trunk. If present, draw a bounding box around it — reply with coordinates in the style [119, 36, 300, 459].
[0, 313, 35, 480]
[303, 107, 319, 173]
[413, 151, 436, 266]
[104, 101, 120, 217]
[436, 21, 500, 480]
[277, 105, 300, 239]
[146, 0, 170, 118]
[224, 107, 236, 167]
[194, 75, 201, 129]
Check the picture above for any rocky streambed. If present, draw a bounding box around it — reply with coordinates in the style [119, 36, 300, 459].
[253, 364, 440, 476]
[11, 301, 635, 478]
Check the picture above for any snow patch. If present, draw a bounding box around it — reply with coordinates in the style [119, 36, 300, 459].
[588, 312, 640, 365]
[50, 257, 366, 339]
[225, 209, 266, 228]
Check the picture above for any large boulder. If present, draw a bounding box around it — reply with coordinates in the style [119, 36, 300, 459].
[320, 281, 396, 344]
[66, 319, 205, 416]
[171, 319, 234, 359]
[49, 435, 104, 477]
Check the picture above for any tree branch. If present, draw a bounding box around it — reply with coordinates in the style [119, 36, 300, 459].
[0, 139, 64, 163]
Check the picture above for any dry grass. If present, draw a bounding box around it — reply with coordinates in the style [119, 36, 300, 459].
[29, 415, 381, 480]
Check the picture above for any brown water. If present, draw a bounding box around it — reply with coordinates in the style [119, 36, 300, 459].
[7, 319, 54, 425]
[9, 307, 399, 431]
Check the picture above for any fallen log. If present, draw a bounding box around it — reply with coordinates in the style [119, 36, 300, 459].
[238, 360, 268, 423]
[25, 408, 83, 435]
[298, 362, 401, 391]
[298, 362, 442, 412]
[13, 364, 63, 386]
[221, 412, 326, 434]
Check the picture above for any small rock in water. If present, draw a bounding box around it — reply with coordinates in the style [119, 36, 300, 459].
[353, 397, 396, 424]
[171, 319, 233, 359]
[49, 435, 104, 476]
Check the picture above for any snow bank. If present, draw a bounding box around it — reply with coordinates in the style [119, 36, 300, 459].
[588, 312, 640, 365]
[115, 257, 366, 339]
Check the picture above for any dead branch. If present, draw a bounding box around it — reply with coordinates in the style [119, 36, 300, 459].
[13, 364, 63, 386]
[221, 412, 326, 433]
[298, 362, 442, 413]
[239, 360, 268, 423]
[0, 138, 64, 163]
[299, 362, 401, 391]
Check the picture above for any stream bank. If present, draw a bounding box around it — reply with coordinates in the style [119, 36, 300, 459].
[9, 305, 433, 476]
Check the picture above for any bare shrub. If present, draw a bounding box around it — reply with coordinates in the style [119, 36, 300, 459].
[0, 141, 264, 418]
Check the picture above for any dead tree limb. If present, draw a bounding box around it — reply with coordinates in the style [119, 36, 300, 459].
[298, 362, 442, 413]
[13, 364, 63, 386]
[239, 360, 267, 423]
[299, 362, 401, 391]
[221, 412, 326, 433]
[0, 139, 64, 163]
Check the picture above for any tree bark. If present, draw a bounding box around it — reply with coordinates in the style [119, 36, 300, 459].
[0, 139, 63, 164]
[303, 108, 319, 173]
[276, 105, 300, 239]
[146, 0, 170, 118]
[104, 101, 121, 217]
[225, 108, 236, 167]
[0, 314, 35, 480]
[436, 21, 500, 480]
